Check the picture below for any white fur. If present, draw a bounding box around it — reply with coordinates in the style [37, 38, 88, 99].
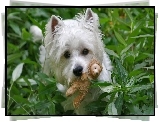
[40, 8, 113, 115]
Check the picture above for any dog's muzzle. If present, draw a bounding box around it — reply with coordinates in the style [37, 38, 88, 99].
[73, 66, 83, 76]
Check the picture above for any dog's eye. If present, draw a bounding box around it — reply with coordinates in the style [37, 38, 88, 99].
[64, 51, 71, 59]
[82, 48, 89, 55]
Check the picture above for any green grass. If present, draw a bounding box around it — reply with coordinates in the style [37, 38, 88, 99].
[7, 8, 154, 115]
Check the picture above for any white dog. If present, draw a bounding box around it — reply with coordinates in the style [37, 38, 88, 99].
[38, 8, 113, 115]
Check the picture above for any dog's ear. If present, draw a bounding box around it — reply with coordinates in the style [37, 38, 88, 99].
[85, 8, 94, 21]
[85, 8, 99, 28]
[51, 15, 63, 32]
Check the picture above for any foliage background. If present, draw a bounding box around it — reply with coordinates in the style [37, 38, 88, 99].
[7, 7, 155, 115]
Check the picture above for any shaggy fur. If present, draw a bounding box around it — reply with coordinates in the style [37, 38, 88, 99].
[39, 8, 113, 115]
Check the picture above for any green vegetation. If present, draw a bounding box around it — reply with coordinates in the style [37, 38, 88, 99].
[7, 8, 154, 115]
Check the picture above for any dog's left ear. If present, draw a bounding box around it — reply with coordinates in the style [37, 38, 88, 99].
[85, 8, 100, 28]
[51, 15, 64, 33]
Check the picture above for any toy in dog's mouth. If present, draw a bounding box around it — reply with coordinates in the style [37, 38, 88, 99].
[66, 58, 103, 109]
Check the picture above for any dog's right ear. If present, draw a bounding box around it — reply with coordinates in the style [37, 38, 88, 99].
[51, 15, 63, 32]
[85, 8, 94, 22]
[85, 8, 100, 29]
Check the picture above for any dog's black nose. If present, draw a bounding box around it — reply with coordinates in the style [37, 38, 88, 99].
[73, 66, 83, 76]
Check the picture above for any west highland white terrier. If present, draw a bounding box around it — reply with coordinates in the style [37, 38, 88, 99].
[39, 8, 113, 115]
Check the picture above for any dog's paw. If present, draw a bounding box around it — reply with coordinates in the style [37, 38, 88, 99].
[56, 83, 67, 93]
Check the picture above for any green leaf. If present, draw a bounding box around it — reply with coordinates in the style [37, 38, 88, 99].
[22, 88, 32, 94]
[120, 43, 133, 56]
[105, 48, 119, 58]
[130, 84, 153, 93]
[115, 92, 123, 115]
[21, 59, 38, 65]
[12, 63, 24, 82]
[143, 53, 154, 59]
[23, 78, 32, 87]
[129, 70, 143, 78]
[91, 82, 112, 87]
[135, 53, 150, 63]
[27, 14, 41, 28]
[125, 76, 136, 87]
[85, 101, 98, 112]
[34, 100, 50, 110]
[17, 78, 37, 86]
[114, 30, 127, 46]
[52, 94, 66, 103]
[133, 105, 143, 115]
[86, 100, 106, 113]
[149, 75, 154, 83]
[120, 51, 135, 65]
[133, 62, 147, 70]
[124, 53, 135, 65]
[22, 28, 32, 40]
[132, 95, 148, 104]
[7, 53, 22, 64]
[7, 42, 19, 53]
[19, 41, 27, 49]
[131, 34, 154, 38]
[49, 102, 55, 114]
[12, 107, 28, 115]
[136, 72, 147, 79]
[16, 78, 27, 86]
[100, 18, 109, 24]
[115, 58, 128, 83]
[36, 72, 49, 79]
[138, 75, 150, 82]
[115, 17, 130, 27]
[39, 84, 56, 95]
[28, 79, 37, 85]
[12, 95, 30, 104]
[108, 102, 118, 115]
[99, 85, 114, 93]
[28, 94, 37, 104]
[7, 12, 22, 21]
[33, 78, 45, 86]
[99, 92, 112, 100]
[143, 66, 154, 70]
[10, 85, 21, 96]
[124, 8, 133, 22]
[103, 92, 117, 114]
[9, 22, 21, 36]
[36, 72, 55, 84]
[133, 19, 144, 31]
[142, 105, 154, 115]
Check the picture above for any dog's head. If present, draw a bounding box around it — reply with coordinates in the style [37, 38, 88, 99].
[44, 8, 105, 86]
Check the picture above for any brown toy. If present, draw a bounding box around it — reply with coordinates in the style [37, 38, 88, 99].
[66, 58, 103, 109]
